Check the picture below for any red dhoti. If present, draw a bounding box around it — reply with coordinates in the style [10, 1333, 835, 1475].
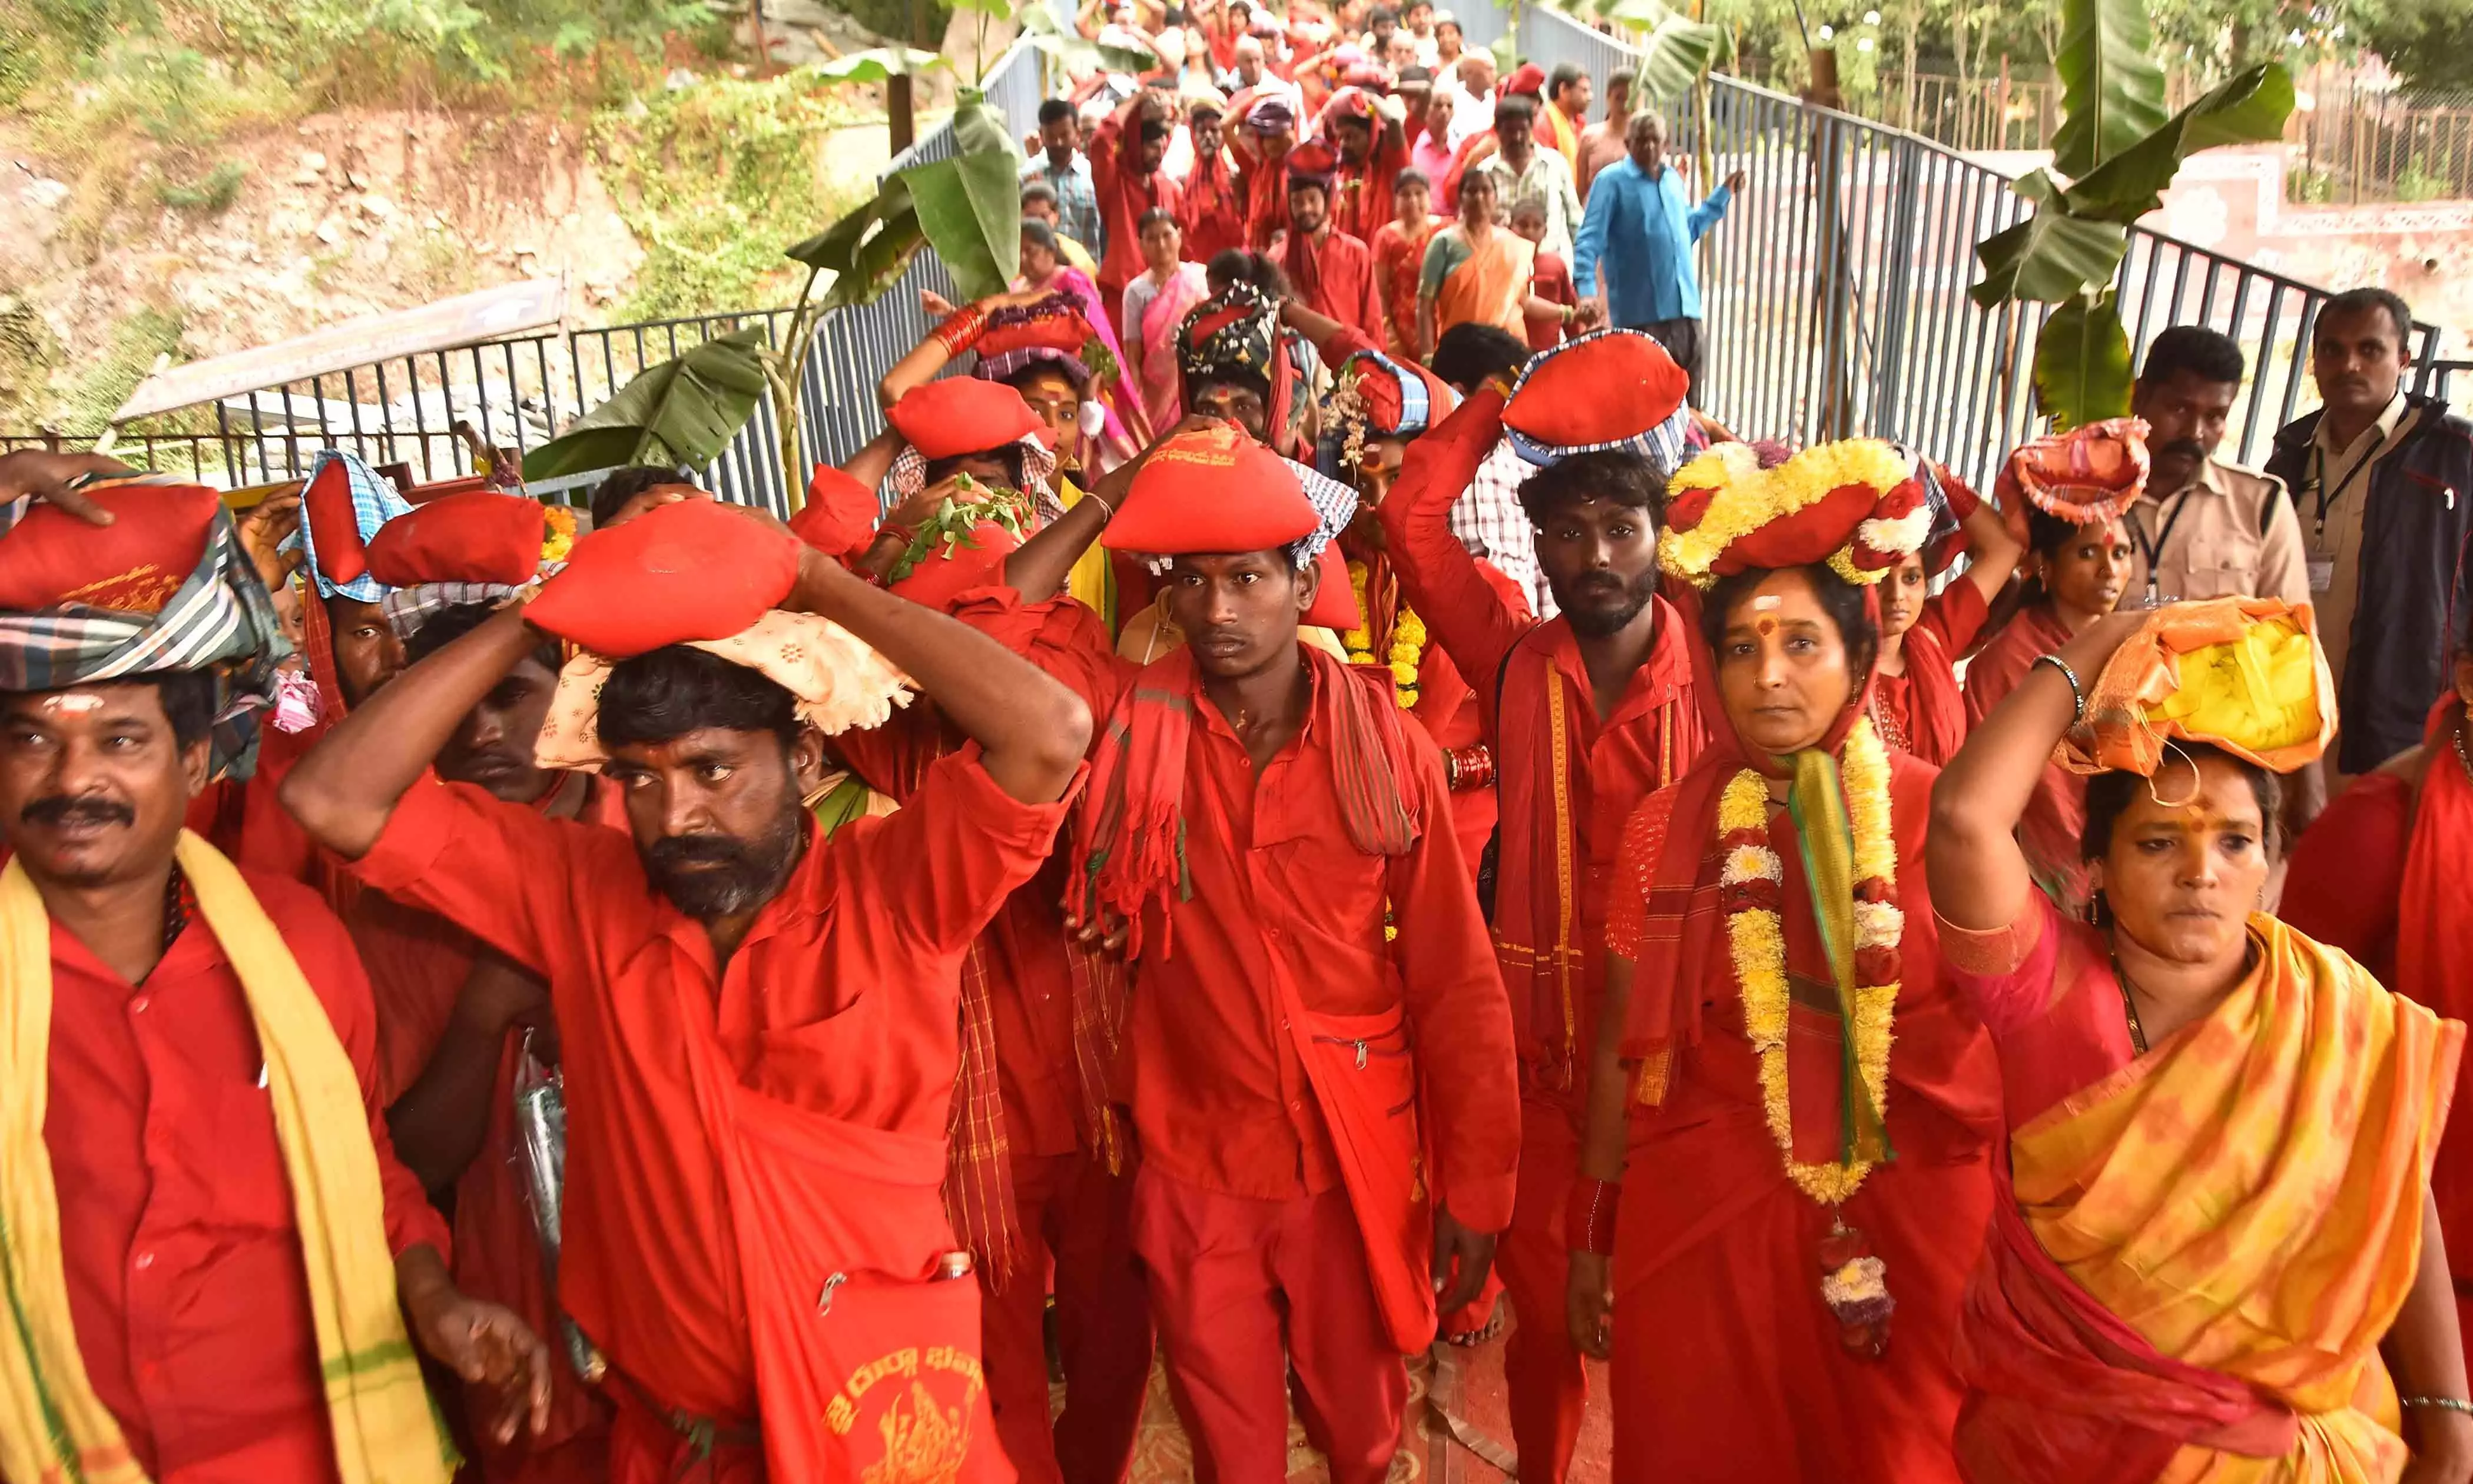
[1130, 1169, 1406, 1484]
[1492, 1098, 1587, 1484]
[980, 1150, 1153, 1484]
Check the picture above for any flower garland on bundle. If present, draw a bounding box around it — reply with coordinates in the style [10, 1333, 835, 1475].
[1343, 559, 1424, 709]
[1660, 440, 1930, 590]
[540, 506, 578, 566]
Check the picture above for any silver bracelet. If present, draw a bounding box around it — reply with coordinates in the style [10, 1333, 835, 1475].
[2031, 652, 2086, 725]
[2401, 1396, 2473, 1416]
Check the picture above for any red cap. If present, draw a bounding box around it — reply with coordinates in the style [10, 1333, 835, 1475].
[889, 379, 1046, 462]
[1103, 424, 1320, 555]
[1286, 139, 1341, 182]
[1503, 62, 1546, 97]
[791, 464, 883, 560]
[364, 490, 546, 588]
[525, 495, 803, 657]
[0, 482, 221, 615]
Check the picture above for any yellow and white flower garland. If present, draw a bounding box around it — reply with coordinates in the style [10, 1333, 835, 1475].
[1714, 715, 1901, 1207]
[1344, 559, 1425, 709]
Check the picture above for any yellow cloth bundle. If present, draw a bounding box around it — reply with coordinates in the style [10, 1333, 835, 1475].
[2055, 596, 2335, 778]
[0, 832, 453, 1484]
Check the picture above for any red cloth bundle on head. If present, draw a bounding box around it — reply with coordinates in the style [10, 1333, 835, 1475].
[1660, 439, 1932, 589]
[363, 490, 552, 589]
[891, 522, 1022, 611]
[1501, 62, 1546, 98]
[889, 379, 1049, 461]
[1286, 138, 1341, 187]
[1302, 543, 1363, 630]
[1996, 417, 2152, 525]
[1501, 329, 1691, 474]
[1102, 424, 1321, 555]
[793, 464, 884, 560]
[0, 482, 222, 615]
[302, 454, 377, 587]
[525, 494, 804, 657]
[974, 300, 1100, 363]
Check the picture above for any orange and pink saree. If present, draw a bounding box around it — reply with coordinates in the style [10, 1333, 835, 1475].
[1945, 895, 2465, 1484]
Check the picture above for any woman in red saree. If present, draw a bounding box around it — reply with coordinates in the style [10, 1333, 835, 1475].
[1964, 504, 2134, 909]
[2286, 621, 2473, 1364]
[1930, 597, 2472, 1484]
[1566, 439, 2004, 1483]
[1869, 466, 2021, 763]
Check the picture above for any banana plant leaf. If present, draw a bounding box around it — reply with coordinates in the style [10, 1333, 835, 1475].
[522, 327, 772, 481]
[894, 120, 1022, 301]
[2033, 290, 2134, 429]
[1019, 6, 1158, 77]
[810, 47, 948, 84]
[1971, 206, 2127, 308]
[788, 176, 930, 310]
[1600, 0, 1722, 102]
[2047, 0, 2166, 178]
[2060, 64, 2294, 225]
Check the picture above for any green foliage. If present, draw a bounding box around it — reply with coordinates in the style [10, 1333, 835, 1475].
[836, 0, 954, 44]
[155, 159, 246, 212]
[2394, 154, 2449, 203]
[2355, 0, 2473, 91]
[2032, 290, 2133, 430]
[51, 307, 187, 437]
[2286, 163, 2334, 203]
[598, 71, 877, 323]
[1973, 0, 2293, 428]
[1017, 6, 1161, 79]
[523, 327, 773, 479]
[2048, 0, 2167, 175]
[791, 178, 929, 309]
[794, 97, 1020, 311]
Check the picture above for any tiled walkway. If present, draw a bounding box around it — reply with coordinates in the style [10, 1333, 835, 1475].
[1110, 1302, 1615, 1483]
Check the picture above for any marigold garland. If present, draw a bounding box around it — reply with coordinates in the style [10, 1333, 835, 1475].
[540, 506, 577, 566]
[1344, 559, 1424, 709]
[1717, 716, 1901, 1207]
[1660, 439, 1920, 590]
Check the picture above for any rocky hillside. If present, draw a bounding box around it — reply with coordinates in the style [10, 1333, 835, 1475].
[0, 1, 919, 440]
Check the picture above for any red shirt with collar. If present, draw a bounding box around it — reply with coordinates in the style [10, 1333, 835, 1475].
[1379, 389, 1708, 1111]
[1088, 105, 1187, 307]
[43, 867, 447, 1483]
[955, 589, 1519, 1234]
[343, 751, 1072, 1426]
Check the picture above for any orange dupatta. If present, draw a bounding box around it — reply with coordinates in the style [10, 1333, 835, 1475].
[1956, 916, 2464, 1484]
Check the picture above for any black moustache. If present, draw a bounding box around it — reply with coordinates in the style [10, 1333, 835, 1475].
[2157, 439, 2207, 462]
[21, 795, 135, 829]
[647, 835, 755, 869]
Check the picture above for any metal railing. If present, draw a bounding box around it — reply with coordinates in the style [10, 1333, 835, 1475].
[1514, 4, 2442, 490]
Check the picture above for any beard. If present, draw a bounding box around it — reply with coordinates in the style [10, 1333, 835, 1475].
[1553, 567, 1659, 638]
[642, 810, 803, 920]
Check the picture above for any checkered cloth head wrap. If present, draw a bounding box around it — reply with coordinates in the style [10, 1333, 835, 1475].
[380, 579, 528, 643]
[1176, 283, 1312, 459]
[0, 492, 287, 779]
[1501, 329, 1697, 479]
[288, 449, 411, 602]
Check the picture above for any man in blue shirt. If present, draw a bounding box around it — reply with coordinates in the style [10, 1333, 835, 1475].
[1022, 97, 1107, 265]
[1571, 110, 1744, 406]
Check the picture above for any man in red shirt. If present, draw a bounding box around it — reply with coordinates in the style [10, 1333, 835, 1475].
[997, 426, 1522, 1484]
[1087, 89, 1186, 313]
[1177, 92, 1251, 263]
[1321, 86, 1410, 244]
[1375, 331, 1706, 1484]
[1281, 141, 1386, 348]
[1229, 92, 1298, 250]
[0, 464, 549, 1484]
[279, 504, 1092, 1483]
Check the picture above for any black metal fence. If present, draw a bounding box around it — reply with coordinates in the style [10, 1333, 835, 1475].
[1511, 4, 2441, 492]
[16, 15, 2441, 507]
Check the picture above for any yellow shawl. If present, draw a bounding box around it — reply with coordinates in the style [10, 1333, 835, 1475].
[0, 832, 453, 1484]
[2014, 916, 2464, 1483]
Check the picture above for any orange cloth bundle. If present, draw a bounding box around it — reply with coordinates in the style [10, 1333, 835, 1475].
[525, 495, 803, 658]
[1995, 417, 2151, 524]
[2055, 596, 2333, 778]
[0, 480, 221, 615]
[364, 490, 556, 589]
